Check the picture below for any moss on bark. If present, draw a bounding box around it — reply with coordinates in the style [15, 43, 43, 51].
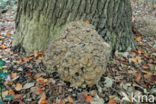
[13, 0, 135, 53]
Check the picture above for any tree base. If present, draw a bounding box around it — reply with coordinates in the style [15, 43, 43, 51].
[13, 0, 135, 54]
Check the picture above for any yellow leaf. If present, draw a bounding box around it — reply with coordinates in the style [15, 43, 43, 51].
[34, 50, 39, 57]
[135, 37, 141, 42]
[1, 45, 6, 49]
[15, 83, 23, 91]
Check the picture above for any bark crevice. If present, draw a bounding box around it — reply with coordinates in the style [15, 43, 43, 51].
[13, 0, 135, 53]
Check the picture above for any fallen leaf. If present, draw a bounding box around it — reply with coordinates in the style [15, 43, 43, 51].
[77, 93, 86, 103]
[139, 49, 145, 53]
[58, 99, 65, 104]
[108, 99, 117, 104]
[8, 89, 15, 95]
[83, 20, 90, 24]
[6, 32, 12, 36]
[23, 57, 30, 62]
[14, 94, 24, 99]
[17, 67, 23, 72]
[34, 50, 39, 57]
[19, 101, 25, 104]
[15, 83, 23, 91]
[151, 75, 156, 82]
[32, 87, 44, 95]
[1, 45, 6, 49]
[40, 100, 49, 104]
[67, 96, 75, 103]
[135, 36, 144, 42]
[143, 64, 150, 69]
[10, 73, 17, 79]
[2, 91, 8, 98]
[85, 96, 94, 103]
[143, 54, 149, 58]
[82, 91, 88, 97]
[38, 93, 46, 104]
[90, 90, 97, 97]
[135, 72, 142, 82]
[34, 73, 46, 79]
[144, 73, 151, 79]
[23, 82, 35, 89]
[131, 56, 142, 64]
[135, 37, 142, 42]
[26, 72, 34, 79]
[37, 77, 48, 84]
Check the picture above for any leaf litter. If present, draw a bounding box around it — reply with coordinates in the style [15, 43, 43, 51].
[0, 1, 155, 104]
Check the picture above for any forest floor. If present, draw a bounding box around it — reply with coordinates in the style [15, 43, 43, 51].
[0, 1, 156, 104]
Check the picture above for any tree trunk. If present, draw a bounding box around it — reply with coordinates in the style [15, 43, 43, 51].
[13, 0, 135, 53]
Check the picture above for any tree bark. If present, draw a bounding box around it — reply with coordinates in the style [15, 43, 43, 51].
[13, 0, 135, 53]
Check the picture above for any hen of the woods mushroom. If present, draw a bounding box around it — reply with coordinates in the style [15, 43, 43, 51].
[43, 21, 110, 87]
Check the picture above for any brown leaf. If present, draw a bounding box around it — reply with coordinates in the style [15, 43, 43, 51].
[90, 90, 97, 97]
[6, 32, 12, 36]
[143, 64, 150, 69]
[83, 20, 90, 24]
[108, 96, 117, 104]
[85, 96, 94, 103]
[19, 101, 25, 104]
[33, 87, 44, 95]
[34, 73, 46, 79]
[135, 72, 142, 82]
[67, 96, 75, 104]
[132, 56, 142, 64]
[139, 49, 145, 53]
[82, 91, 88, 97]
[15, 83, 23, 91]
[144, 74, 151, 79]
[23, 57, 30, 62]
[108, 99, 117, 104]
[58, 86, 63, 94]
[14, 94, 24, 99]
[38, 93, 46, 104]
[40, 100, 49, 104]
[37, 77, 48, 85]
[77, 93, 86, 103]
[58, 99, 65, 104]
[26, 72, 34, 79]
[19, 58, 24, 64]
[8, 89, 15, 95]
[1, 45, 6, 49]
[151, 75, 156, 82]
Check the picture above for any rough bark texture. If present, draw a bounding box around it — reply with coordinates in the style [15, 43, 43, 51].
[13, 0, 135, 53]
